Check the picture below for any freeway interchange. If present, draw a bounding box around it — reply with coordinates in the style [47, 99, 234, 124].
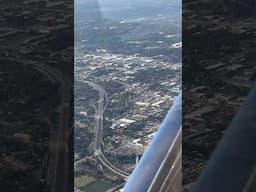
[27, 61, 72, 192]
[1, 57, 72, 192]
[83, 80, 130, 179]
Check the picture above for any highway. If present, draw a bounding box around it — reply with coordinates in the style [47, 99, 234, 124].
[1, 57, 72, 192]
[83, 80, 130, 179]
[33, 63, 72, 192]
[82, 81, 106, 152]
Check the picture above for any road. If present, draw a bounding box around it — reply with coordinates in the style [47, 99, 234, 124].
[1, 57, 72, 192]
[33, 63, 72, 192]
[83, 80, 130, 179]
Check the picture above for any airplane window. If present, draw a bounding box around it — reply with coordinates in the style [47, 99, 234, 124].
[74, 0, 181, 191]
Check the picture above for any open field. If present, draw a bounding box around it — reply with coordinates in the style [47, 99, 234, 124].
[74, 176, 97, 188]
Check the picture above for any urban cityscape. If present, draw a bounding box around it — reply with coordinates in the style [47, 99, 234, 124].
[74, 0, 181, 191]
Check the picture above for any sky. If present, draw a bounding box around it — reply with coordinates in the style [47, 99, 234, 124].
[75, 0, 181, 20]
